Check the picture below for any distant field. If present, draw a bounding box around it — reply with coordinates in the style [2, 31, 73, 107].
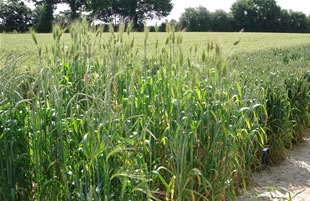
[1, 32, 310, 62]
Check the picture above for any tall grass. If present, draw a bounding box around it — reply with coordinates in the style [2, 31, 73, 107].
[0, 21, 309, 201]
[231, 47, 310, 165]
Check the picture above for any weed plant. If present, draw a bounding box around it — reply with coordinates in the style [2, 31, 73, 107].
[0, 21, 309, 201]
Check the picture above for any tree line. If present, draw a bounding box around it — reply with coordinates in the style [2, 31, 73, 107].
[0, 0, 173, 32]
[1, 0, 310, 33]
[178, 0, 310, 32]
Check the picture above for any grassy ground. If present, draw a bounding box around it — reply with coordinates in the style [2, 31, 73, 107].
[2, 32, 310, 64]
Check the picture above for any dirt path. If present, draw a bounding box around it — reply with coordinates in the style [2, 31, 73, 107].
[237, 128, 310, 201]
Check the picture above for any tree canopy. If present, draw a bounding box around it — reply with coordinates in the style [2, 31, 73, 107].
[32, 0, 86, 19]
[87, 0, 173, 29]
[26, 0, 172, 32]
[1, 0, 310, 33]
[0, 0, 32, 32]
[179, 0, 310, 33]
[231, 0, 282, 32]
[179, 7, 234, 32]
[31, 0, 86, 32]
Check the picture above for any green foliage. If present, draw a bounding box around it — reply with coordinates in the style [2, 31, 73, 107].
[179, 7, 234, 32]
[178, 1, 310, 33]
[0, 21, 310, 201]
[0, 57, 34, 200]
[210, 10, 234, 32]
[279, 10, 309, 33]
[285, 74, 310, 141]
[231, 0, 281, 32]
[0, 0, 32, 32]
[179, 7, 209, 32]
[33, 0, 86, 20]
[231, 0, 310, 33]
[36, 2, 54, 33]
[231, 46, 310, 164]
[1, 0, 310, 33]
[87, 0, 173, 29]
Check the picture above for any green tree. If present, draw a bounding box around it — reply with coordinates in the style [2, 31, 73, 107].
[179, 8, 234, 32]
[287, 11, 309, 33]
[210, 10, 234, 32]
[0, 0, 32, 32]
[179, 7, 197, 31]
[231, 0, 281, 32]
[179, 6, 212, 32]
[268, 9, 309, 33]
[32, 0, 87, 19]
[231, 0, 256, 31]
[32, 0, 172, 31]
[30, 4, 44, 29]
[31, 0, 86, 31]
[87, 0, 173, 29]
[196, 6, 211, 31]
[278, 9, 291, 32]
[63, 0, 87, 20]
[35, 0, 55, 32]
[253, 0, 281, 31]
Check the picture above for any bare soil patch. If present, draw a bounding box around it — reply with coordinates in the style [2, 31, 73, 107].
[238, 128, 310, 201]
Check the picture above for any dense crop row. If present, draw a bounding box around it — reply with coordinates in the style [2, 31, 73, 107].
[0, 22, 309, 201]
